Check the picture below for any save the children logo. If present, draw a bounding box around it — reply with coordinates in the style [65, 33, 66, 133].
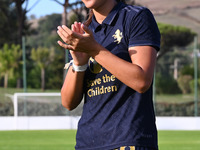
[86, 74, 118, 98]
[112, 29, 123, 44]
[88, 57, 103, 74]
[87, 58, 118, 98]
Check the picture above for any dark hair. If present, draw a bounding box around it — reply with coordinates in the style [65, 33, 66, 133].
[84, 0, 126, 26]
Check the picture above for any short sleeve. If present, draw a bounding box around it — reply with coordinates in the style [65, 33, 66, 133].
[128, 8, 161, 51]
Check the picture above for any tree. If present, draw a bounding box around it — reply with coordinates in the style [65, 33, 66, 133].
[52, 0, 85, 26]
[52, 0, 69, 25]
[0, 0, 39, 46]
[26, 13, 62, 48]
[12, 0, 40, 45]
[0, 0, 18, 47]
[31, 47, 55, 91]
[69, 0, 87, 24]
[155, 23, 196, 94]
[0, 44, 22, 88]
[157, 23, 196, 60]
[39, 14, 62, 34]
[26, 13, 65, 89]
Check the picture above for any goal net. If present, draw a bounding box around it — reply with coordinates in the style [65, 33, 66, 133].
[13, 93, 83, 117]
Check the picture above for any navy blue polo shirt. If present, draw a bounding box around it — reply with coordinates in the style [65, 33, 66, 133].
[75, 2, 160, 150]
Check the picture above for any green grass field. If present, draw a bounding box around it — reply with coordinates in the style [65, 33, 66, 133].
[158, 131, 200, 150]
[0, 130, 76, 150]
[0, 130, 200, 150]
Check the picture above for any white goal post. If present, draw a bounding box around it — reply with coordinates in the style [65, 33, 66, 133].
[13, 93, 61, 117]
[0, 92, 82, 130]
[1, 93, 200, 130]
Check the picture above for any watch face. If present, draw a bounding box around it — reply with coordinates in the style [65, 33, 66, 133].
[88, 57, 103, 74]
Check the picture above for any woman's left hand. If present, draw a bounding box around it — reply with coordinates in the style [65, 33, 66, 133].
[57, 24, 99, 56]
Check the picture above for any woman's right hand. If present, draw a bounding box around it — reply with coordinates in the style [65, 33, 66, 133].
[70, 22, 89, 66]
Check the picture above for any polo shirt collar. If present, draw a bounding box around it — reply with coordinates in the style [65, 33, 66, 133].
[91, 2, 125, 32]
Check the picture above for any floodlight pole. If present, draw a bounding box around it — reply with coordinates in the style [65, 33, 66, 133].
[22, 36, 27, 116]
[194, 36, 198, 117]
[65, 49, 69, 64]
[22, 36, 27, 92]
[63, 49, 69, 81]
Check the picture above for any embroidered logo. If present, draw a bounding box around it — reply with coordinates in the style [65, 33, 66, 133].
[112, 29, 123, 44]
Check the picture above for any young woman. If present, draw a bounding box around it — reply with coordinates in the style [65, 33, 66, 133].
[57, 0, 160, 149]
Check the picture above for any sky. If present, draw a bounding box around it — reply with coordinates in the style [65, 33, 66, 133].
[26, 0, 76, 19]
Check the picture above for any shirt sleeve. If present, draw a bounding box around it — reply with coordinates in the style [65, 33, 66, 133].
[128, 8, 161, 51]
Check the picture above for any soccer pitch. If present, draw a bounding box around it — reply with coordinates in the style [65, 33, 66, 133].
[0, 130, 200, 150]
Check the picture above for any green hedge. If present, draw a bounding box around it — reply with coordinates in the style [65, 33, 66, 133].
[155, 101, 200, 116]
[1, 100, 199, 116]
[0, 101, 13, 116]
